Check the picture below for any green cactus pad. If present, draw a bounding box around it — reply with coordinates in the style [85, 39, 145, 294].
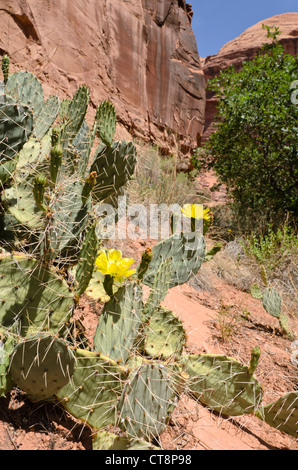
[47, 180, 91, 257]
[90, 141, 137, 202]
[3, 182, 45, 230]
[250, 283, 263, 299]
[93, 282, 143, 364]
[74, 222, 99, 297]
[143, 232, 206, 289]
[10, 333, 75, 401]
[143, 258, 172, 321]
[56, 348, 127, 430]
[83, 269, 111, 302]
[33, 95, 60, 140]
[255, 391, 298, 437]
[0, 103, 34, 182]
[117, 361, 180, 439]
[182, 354, 263, 416]
[71, 119, 92, 177]
[5, 71, 44, 116]
[92, 430, 159, 450]
[60, 85, 89, 147]
[0, 254, 74, 335]
[262, 287, 282, 318]
[0, 332, 14, 397]
[95, 100, 117, 147]
[142, 307, 186, 359]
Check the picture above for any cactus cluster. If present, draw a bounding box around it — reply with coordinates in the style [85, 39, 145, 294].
[0, 58, 296, 449]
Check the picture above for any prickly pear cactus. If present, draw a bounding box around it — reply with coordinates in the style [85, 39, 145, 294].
[255, 391, 298, 437]
[56, 348, 127, 430]
[182, 353, 263, 416]
[93, 281, 143, 364]
[96, 100, 117, 147]
[117, 361, 181, 440]
[10, 333, 75, 401]
[0, 331, 14, 397]
[0, 253, 74, 335]
[262, 287, 282, 318]
[90, 141, 137, 202]
[0, 103, 34, 183]
[92, 430, 160, 450]
[143, 232, 206, 289]
[142, 307, 186, 359]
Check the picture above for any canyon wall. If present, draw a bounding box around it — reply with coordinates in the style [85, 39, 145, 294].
[0, 0, 205, 160]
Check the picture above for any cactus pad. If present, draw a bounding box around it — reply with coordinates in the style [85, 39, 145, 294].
[10, 333, 75, 401]
[96, 100, 117, 147]
[90, 141, 137, 202]
[92, 430, 159, 450]
[74, 222, 99, 297]
[262, 287, 282, 318]
[93, 282, 143, 364]
[182, 354, 263, 416]
[117, 361, 180, 439]
[0, 103, 33, 182]
[142, 307, 186, 359]
[143, 232, 206, 289]
[0, 254, 74, 334]
[56, 348, 127, 429]
[0, 332, 14, 397]
[255, 391, 298, 437]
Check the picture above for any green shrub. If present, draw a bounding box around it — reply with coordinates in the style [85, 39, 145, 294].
[197, 32, 298, 228]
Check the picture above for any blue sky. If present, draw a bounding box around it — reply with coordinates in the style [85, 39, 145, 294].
[191, 0, 298, 57]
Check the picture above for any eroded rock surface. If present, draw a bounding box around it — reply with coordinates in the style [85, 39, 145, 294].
[0, 0, 205, 158]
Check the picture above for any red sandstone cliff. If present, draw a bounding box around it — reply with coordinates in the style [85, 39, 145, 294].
[0, 0, 205, 159]
[201, 13, 298, 143]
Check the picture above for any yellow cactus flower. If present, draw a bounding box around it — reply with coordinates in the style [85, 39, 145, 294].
[181, 204, 212, 221]
[95, 249, 136, 282]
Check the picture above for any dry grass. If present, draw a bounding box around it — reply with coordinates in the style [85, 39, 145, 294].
[127, 142, 200, 208]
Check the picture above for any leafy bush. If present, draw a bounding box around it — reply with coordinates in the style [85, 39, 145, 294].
[242, 222, 298, 275]
[198, 32, 298, 227]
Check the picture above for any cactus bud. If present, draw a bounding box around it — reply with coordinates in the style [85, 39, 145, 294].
[50, 143, 63, 185]
[2, 55, 9, 84]
[82, 171, 97, 204]
[33, 173, 47, 211]
[137, 247, 153, 281]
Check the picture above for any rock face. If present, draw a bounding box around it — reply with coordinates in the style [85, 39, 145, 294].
[0, 0, 205, 158]
[201, 13, 298, 142]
